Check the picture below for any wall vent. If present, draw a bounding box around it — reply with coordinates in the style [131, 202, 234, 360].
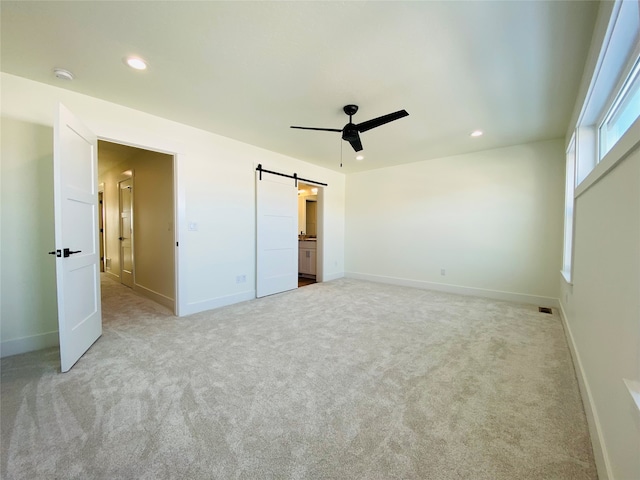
[538, 307, 552, 314]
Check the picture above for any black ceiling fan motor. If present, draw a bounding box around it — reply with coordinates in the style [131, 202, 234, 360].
[290, 104, 409, 152]
[343, 104, 358, 116]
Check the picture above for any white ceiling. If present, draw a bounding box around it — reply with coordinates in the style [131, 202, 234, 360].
[1, 1, 599, 173]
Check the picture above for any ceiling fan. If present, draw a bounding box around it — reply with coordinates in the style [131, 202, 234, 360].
[290, 104, 409, 152]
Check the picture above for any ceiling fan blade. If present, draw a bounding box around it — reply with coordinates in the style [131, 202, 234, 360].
[290, 126, 342, 132]
[356, 109, 409, 133]
[348, 132, 363, 152]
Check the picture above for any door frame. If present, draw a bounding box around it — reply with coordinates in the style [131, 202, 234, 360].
[117, 172, 135, 289]
[98, 183, 106, 273]
[297, 182, 325, 283]
[98, 136, 181, 315]
[316, 185, 325, 283]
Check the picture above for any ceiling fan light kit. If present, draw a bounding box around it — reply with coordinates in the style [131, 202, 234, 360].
[291, 104, 409, 153]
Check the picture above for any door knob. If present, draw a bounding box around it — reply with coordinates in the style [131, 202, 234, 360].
[119, 237, 124, 241]
[63, 248, 81, 258]
[48, 250, 61, 257]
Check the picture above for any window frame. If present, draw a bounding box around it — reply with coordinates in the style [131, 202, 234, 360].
[562, 0, 639, 285]
[561, 136, 576, 284]
[598, 55, 640, 160]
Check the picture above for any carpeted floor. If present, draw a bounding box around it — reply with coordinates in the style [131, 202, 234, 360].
[1, 276, 597, 479]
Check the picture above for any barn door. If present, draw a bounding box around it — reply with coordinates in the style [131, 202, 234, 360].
[255, 169, 298, 298]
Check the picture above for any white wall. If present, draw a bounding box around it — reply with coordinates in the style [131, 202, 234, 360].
[0, 72, 346, 355]
[560, 137, 640, 480]
[0, 118, 59, 356]
[558, 1, 640, 476]
[345, 139, 565, 304]
[560, 144, 639, 480]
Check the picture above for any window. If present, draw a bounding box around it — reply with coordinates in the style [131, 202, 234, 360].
[572, 0, 640, 186]
[563, 0, 639, 283]
[562, 138, 576, 283]
[599, 57, 640, 159]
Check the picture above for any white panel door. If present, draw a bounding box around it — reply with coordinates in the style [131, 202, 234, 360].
[118, 177, 134, 288]
[256, 170, 298, 298]
[53, 104, 102, 372]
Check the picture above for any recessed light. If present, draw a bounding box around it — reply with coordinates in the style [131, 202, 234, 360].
[470, 130, 484, 137]
[53, 68, 74, 81]
[124, 56, 147, 70]
[355, 155, 364, 161]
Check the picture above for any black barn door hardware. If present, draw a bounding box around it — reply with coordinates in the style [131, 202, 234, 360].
[256, 164, 327, 187]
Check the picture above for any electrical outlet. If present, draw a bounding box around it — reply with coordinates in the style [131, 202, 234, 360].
[236, 275, 246, 284]
[440, 268, 446, 276]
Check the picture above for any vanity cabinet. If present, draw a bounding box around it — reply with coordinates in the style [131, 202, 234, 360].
[298, 240, 317, 276]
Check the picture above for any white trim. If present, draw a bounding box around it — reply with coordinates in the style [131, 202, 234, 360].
[345, 272, 559, 307]
[566, 0, 616, 141]
[180, 290, 255, 317]
[623, 379, 640, 416]
[558, 302, 613, 480]
[0, 331, 59, 358]
[560, 269, 573, 286]
[576, 116, 640, 198]
[322, 272, 345, 282]
[598, 56, 640, 159]
[174, 153, 184, 316]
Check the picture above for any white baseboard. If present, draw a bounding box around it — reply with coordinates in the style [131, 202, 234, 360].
[179, 290, 256, 317]
[345, 272, 560, 307]
[1, 331, 59, 358]
[134, 283, 175, 312]
[322, 272, 345, 282]
[558, 303, 612, 480]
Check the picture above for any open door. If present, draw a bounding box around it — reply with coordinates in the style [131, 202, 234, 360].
[256, 169, 298, 298]
[53, 104, 102, 372]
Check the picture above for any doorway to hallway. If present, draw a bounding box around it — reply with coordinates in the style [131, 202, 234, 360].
[97, 140, 176, 312]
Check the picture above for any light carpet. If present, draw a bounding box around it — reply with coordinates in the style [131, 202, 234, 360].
[1, 276, 597, 479]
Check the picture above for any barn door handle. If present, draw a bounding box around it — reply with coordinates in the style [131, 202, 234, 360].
[63, 248, 81, 258]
